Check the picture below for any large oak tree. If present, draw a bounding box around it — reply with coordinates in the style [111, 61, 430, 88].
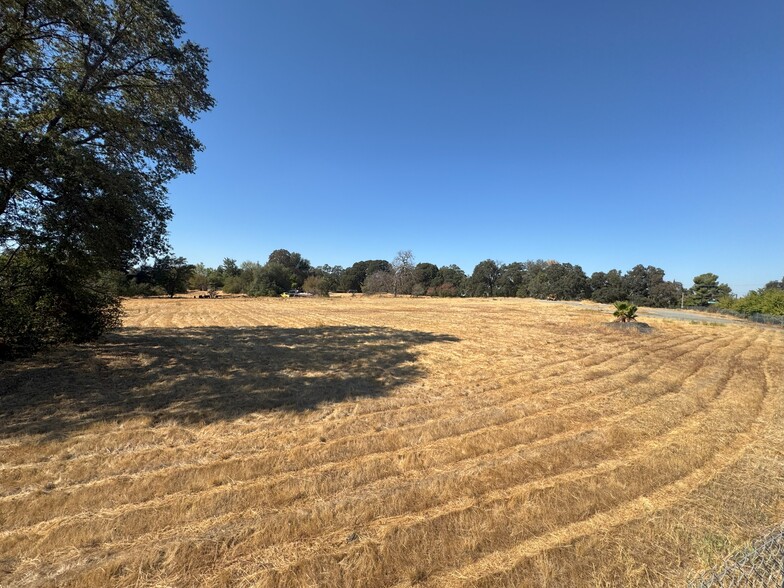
[0, 0, 213, 357]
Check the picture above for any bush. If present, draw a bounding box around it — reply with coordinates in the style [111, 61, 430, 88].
[362, 270, 394, 294]
[303, 275, 330, 297]
[427, 282, 460, 297]
[0, 252, 121, 360]
[731, 289, 784, 316]
[612, 301, 638, 322]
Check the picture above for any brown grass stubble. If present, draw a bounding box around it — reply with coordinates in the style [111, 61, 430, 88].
[464, 334, 784, 588]
[0, 300, 752, 584]
[227, 334, 765, 588]
[0, 320, 711, 534]
[0, 297, 781, 587]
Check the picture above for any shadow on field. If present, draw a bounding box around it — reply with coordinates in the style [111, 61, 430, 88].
[0, 326, 459, 439]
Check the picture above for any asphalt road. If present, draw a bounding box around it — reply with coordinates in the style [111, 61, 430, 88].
[550, 300, 756, 327]
[638, 307, 741, 325]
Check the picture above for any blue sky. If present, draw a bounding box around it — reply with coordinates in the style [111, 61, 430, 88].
[167, 1, 783, 294]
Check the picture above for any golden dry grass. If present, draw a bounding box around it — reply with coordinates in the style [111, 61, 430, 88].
[1, 296, 782, 587]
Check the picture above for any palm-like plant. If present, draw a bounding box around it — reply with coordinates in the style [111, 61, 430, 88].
[613, 301, 638, 322]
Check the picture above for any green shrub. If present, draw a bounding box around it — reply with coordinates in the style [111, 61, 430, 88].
[612, 301, 638, 322]
[0, 252, 121, 360]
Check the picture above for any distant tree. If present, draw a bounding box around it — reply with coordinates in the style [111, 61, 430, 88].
[764, 277, 784, 291]
[116, 263, 156, 296]
[527, 263, 589, 300]
[391, 250, 415, 296]
[303, 275, 330, 297]
[189, 263, 210, 291]
[429, 265, 466, 296]
[222, 274, 245, 294]
[266, 249, 311, 288]
[223, 261, 261, 294]
[114, 264, 163, 297]
[648, 280, 683, 308]
[732, 289, 784, 315]
[313, 264, 345, 293]
[515, 260, 550, 298]
[412, 262, 439, 296]
[362, 270, 394, 294]
[206, 267, 224, 290]
[717, 277, 784, 316]
[622, 265, 666, 306]
[590, 270, 627, 303]
[152, 256, 194, 298]
[496, 262, 526, 297]
[470, 259, 502, 296]
[341, 260, 391, 292]
[687, 273, 731, 306]
[221, 258, 241, 277]
[252, 262, 295, 296]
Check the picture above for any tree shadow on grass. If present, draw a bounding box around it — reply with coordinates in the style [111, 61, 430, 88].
[0, 326, 460, 439]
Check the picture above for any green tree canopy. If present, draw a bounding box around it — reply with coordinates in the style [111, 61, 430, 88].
[266, 249, 311, 287]
[732, 289, 784, 315]
[622, 265, 665, 306]
[496, 262, 526, 297]
[590, 269, 626, 303]
[340, 260, 391, 292]
[764, 277, 784, 291]
[0, 0, 213, 356]
[312, 264, 344, 293]
[430, 264, 466, 296]
[527, 262, 589, 300]
[152, 256, 193, 298]
[412, 262, 439, 294]
[221, 258, 240, 277]
[470, 259, 501, 296]
[688, 273, 731, 306]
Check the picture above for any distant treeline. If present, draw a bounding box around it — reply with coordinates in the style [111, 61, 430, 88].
[115, 249, 783, 313]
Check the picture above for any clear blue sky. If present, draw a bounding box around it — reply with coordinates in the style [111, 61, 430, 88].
[167, 0, 783, 295]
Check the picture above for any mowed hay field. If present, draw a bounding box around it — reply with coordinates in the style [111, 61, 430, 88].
[1, 297, 783, 587]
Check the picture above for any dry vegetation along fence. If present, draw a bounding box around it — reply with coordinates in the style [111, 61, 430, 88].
[684, 306, 784, 327]
[688, 524, 784, 587]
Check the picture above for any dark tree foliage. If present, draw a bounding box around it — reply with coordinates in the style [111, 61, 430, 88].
[763, 277, 784, 291]
[340, 260, 391, 292]
[221, 258, 240, 278]
[312, 264, 344, 293]
[412, 262, 438, 295]
[496, 262, 526, 297]
[0, 249, 120, 358]
[152, 256, 193, 298]
[527, 262, 589, 300]
[514, 260, 550, 298]
[621, 265, 666, 306]
[266, 249, 311, 288]
[251, 262, 295, 296]
[648, 280, 683, 308]
[0, 0, 213, 357]
[470, 259, 502, 296]
[429, 264, 466, 297]
[590, 269, 627, 303]
[687, 273, 731, 306]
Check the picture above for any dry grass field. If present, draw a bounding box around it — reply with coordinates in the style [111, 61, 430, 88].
[1, 296, 783, 587]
